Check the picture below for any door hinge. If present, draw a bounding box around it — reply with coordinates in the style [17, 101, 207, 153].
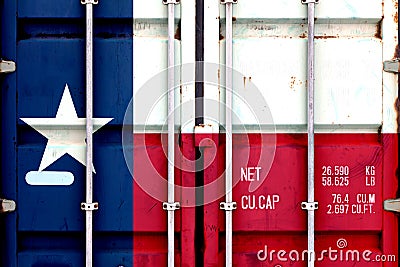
[220, 202, 237, 211]
[301, 201, 319, 210]
[81, 202, 99, 211]
[162, 0, 180, 4]
[0, 60, 16, 74]
[383, 59, 400, 73]
[0, 199, 16, 213]
[81, 0, 98, 4]
[221, 0, 238, 4]
[163, 202, 180, 211]
[384, 198, 400, 213]
[302, 0, 319, 4]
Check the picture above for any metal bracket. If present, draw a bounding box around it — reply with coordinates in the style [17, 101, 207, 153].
[383, 59, 400, 73]
[81, 0, 98, 5]
[81, 202, 99, 211]
[220, 202, 237, 211]
[163, 0, 180, 4]
[384, 198, 400, 213]
[302, 0, 319, 4]
[0, 60, 16, 74]
[221, 0, 238, 4]
[0, 199, 16, 213]
[163, 202, 180, 211]
[301, 201, 319, 210]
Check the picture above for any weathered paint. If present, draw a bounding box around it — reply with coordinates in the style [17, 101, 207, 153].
[134, 0, 398, 266]
[1, 0, 133, 266]
[0, 0, 398, 266]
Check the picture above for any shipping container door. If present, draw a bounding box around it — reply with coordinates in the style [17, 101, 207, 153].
[132, 0, 194, 265]
[1, 0, 133, 266]
[132, 0, 400, 266]
[204, 0, 398, 266]
[2, 0, 399, 267]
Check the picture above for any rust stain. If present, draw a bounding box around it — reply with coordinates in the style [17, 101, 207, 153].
[253, 25, 277, 31]
[315, 35, 339, 39]
[394, 44, 400, 58]
[243, 76, 247, 88]
[299, 32, 307, 38]
[289, 76, 303, 90]
[232, 16, 237, 22]
[289, 76, 296, 90]
[174, 19, 181, 40]
[249, 77, 252, 83]
[375, 21, 382, 39]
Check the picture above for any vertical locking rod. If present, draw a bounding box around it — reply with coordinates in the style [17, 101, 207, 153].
[162, 1, 180, 267]
[301, 1, 318, 266]
[220, 1, 237, 266]
[81, 0, 97, 266]
[85, 3, 94, 267]
[225, 2, 233, 266]
[167, 4, 175, 267]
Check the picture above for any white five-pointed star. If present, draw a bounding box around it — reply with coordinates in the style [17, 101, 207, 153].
[21, 84, 113, 172]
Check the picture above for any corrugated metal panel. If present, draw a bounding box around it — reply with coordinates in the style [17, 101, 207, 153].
[2, 0, 133, 266]
[132, 0, 399, 266]
[1, 0, 399, 266]
[218, 1, 385, 129]
[213, 0, 398, 266]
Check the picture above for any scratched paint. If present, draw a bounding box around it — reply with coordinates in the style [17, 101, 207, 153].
[130, 0, 398, 266]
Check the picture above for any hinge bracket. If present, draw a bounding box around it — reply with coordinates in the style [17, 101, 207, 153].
[0, 60, 16, 74]
[163, 202, 180, 211]
[81, 202, 99, 211]
[383, 59, 400, 73]
[220, 202, 237, 211]
[163, 0, 180, 4]
[301, 201, 319, 210]
[0, 199, 16, 213]
[81, 0, 98, 5]
[221, 0, 238, 4]
[384, 198, 400, 213]
[302, 0, 319, 3]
